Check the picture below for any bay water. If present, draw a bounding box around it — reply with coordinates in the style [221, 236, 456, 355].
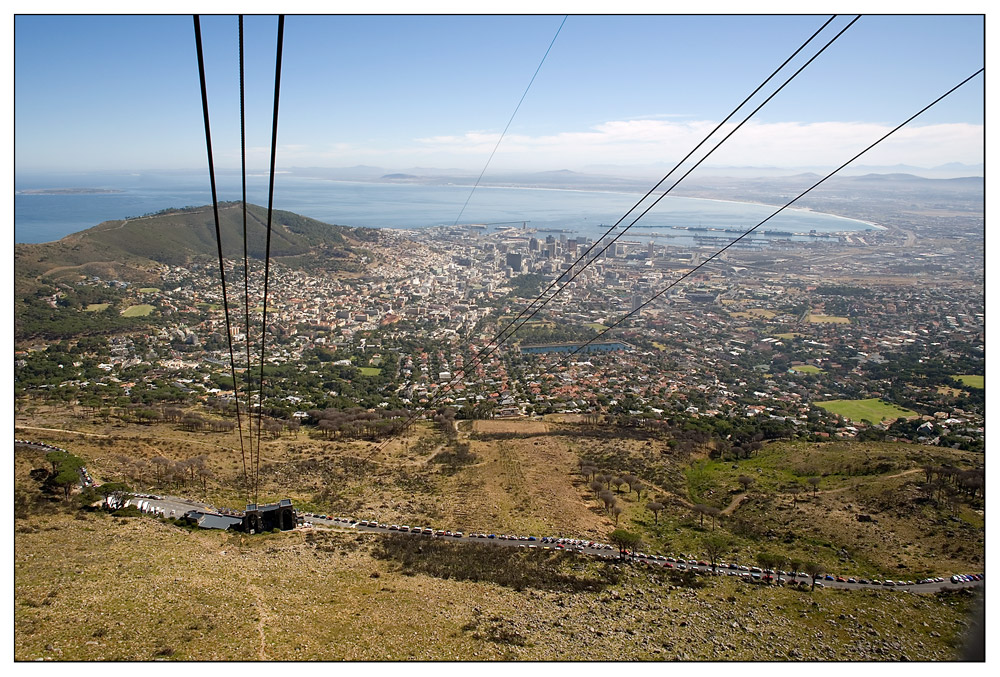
[14, 170, 877, 245]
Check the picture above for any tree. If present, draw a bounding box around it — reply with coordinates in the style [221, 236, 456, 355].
[706, 505, 721, 530]
[788, 484, 803, 508]
[737, 475, 754, 492]
[622, 473, 639, 496]
[647, 501, 664, 524]
[197, 464, 213, 495]
[599, 490, 617, 514]
[804, 561, 825, 591]
[608, 529, 642, 560]
[611, 505, 623, 525]
[770, 553, 787, 581]
[702, 533, 731, 573]
[611, 476, 625, 494]
[755, 552, 786, 583]
[589, 480, 604, 498]
[807, 476, 821, 494]
[693, 503, 710, 528]
[922, 464, 936, 483]
[98, 481, 132, 510]
[51, 467, 80, 500]
[151, 456, 171, 485]
[43, 450, 84, 501]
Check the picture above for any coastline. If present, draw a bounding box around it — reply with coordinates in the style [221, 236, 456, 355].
[15, 177, 885, 243]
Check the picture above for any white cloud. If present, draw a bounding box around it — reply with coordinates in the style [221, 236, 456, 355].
[246, 117, 982, 173]
[407, 119, 984, 171]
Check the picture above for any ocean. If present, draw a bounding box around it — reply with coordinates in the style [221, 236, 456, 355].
[14, 170, 878, 245]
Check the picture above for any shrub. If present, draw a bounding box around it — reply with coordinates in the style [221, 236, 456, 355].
[372, 534, 617, 592]
[111, 506, 142, 518]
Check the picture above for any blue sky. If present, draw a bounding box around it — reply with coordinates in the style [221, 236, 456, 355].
[14, 13, 985, 174]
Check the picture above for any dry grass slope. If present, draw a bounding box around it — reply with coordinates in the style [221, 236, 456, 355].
[13, 412, 985, 660]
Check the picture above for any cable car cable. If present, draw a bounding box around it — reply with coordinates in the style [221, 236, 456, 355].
[193, 14, 251, 501]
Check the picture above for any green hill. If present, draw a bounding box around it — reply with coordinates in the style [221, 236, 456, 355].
[33, 202, 361, 266]
[14, 203, 380, 342]
[16, 202, 376, 283]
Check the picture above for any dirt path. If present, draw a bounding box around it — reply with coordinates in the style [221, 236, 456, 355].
[15, 425, 110, 438]
[721, 492, 748, 515]
[14, 424, 247, 455]
[813, 467, 923, 496]
[251, 585, 269, 660]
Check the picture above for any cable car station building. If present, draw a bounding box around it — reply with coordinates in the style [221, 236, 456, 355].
[183, 498, 297, 533]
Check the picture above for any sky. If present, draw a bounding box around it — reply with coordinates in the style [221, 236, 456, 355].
[13, 12, 986, 176]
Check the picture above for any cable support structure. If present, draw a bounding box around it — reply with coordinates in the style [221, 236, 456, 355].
[239, 15, 256, 501]
[452, 15, 567, 228]
[553, 67, 985, 368]
[193, 15, 251, 503]
[369, 14, 852, 455]
[253, 14, 285, 505]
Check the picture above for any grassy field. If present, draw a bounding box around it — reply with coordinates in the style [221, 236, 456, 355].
[138, 287, 161, 293]
[774, 332, 804, 339]
[955, 374, 984, 389]
[586, 323, 609, 331]
[121, 304, 155, 317]
[730, 309, 776, 319]
[13, 408, 984, 660]
[84, 303, 110, 312]
[791, 365, 823, 373]
[815, 398, 917, 422]
[358, 367, 382, 377]
[807, 314, 850, 324]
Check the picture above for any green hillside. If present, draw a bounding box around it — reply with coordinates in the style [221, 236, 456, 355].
[16, 202, 377, 288]
[14, 203, 379, 342]
[67, 202, 359, 265]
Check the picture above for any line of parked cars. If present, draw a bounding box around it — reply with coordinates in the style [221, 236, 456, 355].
[297, 513, 983, 589]
[950, 573, 984, 583]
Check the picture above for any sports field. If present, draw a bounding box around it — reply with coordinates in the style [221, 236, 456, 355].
[121, 304, 155, 317]
[84, 303, 109, 312]
[807, 314, 850, 324]
[791, 364, 823, 373]
[731, 308, 776, 319]
[955, 374, 984, 389]
[815, 398, 917, 422]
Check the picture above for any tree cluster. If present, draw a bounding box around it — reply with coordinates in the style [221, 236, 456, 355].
[307, 407, 411, 440]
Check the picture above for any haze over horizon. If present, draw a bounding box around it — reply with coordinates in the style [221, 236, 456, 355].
[15, 14, 984, 177]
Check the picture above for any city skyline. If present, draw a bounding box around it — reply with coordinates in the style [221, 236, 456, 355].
[14, 13, 985, 174]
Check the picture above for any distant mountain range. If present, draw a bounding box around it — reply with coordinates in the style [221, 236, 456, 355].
[278, 166, 983, 209]
[285, 163, 983, 194]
